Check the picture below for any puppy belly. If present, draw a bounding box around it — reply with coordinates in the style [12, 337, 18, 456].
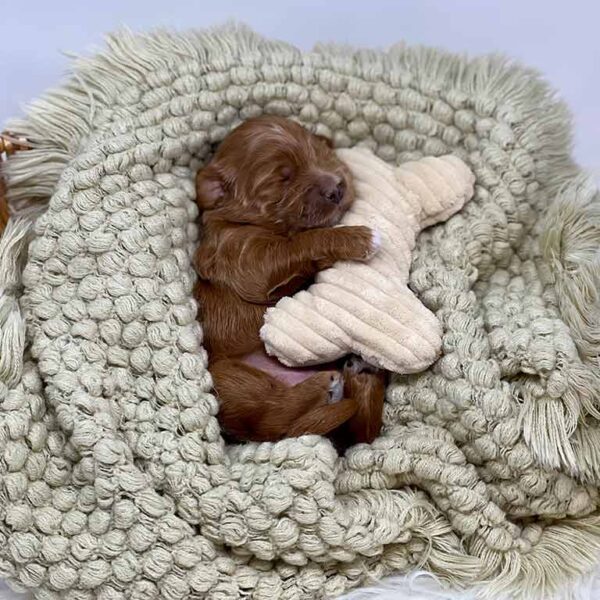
[241, 349, 333, 387]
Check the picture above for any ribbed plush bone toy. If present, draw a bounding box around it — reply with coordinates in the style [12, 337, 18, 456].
[260, 147, 475, 374]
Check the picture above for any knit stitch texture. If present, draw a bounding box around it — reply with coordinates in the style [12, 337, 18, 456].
[1, 26, 600, 599]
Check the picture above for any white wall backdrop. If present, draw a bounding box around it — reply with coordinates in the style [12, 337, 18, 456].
[1, 0, 599, 177]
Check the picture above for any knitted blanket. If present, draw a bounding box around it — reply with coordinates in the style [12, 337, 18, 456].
[1, 26, 600, 600]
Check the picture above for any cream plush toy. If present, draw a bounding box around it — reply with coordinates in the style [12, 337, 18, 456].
[260, 147, 475, 374]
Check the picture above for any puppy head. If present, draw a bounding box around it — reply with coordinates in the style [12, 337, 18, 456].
[196, 116, 355, 230]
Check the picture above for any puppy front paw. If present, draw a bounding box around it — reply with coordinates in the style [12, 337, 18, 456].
[336, 225, 381, 262]
[355, 226, 381, 261]
[367, 229, 382, 258]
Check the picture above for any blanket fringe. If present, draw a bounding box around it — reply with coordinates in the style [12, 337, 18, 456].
[0, 219, 30, 387]
[519, 177, 600, 481]
[3, 24, 295, 217]
[393, 489, 483, 584]
[473, 516, 600, 599]
[541, 177, 600, 371]
[4, 25, 577, 220]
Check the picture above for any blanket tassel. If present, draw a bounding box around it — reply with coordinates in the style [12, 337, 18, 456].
[0, 219, 31, 388]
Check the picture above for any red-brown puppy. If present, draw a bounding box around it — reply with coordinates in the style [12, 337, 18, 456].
[194, 115, 386, 445]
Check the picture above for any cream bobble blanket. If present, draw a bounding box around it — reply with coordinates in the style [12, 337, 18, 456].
[261, 148, 475, 373]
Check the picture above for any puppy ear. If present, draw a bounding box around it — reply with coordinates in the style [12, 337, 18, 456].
[315, 134, 334, 148]
[196, 164, 226, 210]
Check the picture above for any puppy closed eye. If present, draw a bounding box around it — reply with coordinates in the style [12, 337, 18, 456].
[280, 166, 294, 183]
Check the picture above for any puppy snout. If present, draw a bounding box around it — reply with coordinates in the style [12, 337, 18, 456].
[317, 174, 345, 205]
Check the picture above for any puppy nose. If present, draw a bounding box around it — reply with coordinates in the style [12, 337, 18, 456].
[318, 175, 345, 205]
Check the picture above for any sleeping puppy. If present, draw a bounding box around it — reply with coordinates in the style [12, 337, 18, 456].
[194, 116, 386, 445]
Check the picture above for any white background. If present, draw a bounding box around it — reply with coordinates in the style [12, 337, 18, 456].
[0, 1, 598, 599]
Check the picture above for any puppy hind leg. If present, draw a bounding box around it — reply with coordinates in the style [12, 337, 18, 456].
[209, 358, 287, 440]
[287, 370, 345, 411]
[287, 398, 358, 437]
[286, 370, 357, 437]
[210, 360, 350, 441]
[341, 356, 387, 445]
